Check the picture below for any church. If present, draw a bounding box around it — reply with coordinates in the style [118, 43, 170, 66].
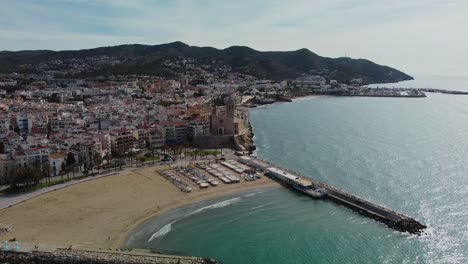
[210, 96, 249, 136]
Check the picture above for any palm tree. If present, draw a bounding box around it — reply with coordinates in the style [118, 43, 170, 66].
[32, 160, 42, 187]
[60, 162, 67, 182]
[32, 167, 42, 188]
[93, 153, 102, 175]
[103, 153, 111, 172]
[41, 164, 51, 184]
[66, 152, 76, 178]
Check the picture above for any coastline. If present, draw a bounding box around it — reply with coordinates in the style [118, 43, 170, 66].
[0, 164, 279, 251]
[118, 183, 280, 250]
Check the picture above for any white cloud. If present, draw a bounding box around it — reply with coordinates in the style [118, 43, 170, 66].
[0, 0, 467, 74]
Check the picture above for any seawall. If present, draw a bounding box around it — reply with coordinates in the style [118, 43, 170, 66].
[239, 156, 426, 234]
[0, 248, 219, 264]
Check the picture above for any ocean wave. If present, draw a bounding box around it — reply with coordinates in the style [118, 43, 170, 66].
[244, 191, 265, 198]
[191, 197, 241, 215]
[148, 197, 242, 242]
[148, 221, 175, 242]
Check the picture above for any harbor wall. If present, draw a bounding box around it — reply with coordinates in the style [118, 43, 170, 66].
[239, 156, 426, 234]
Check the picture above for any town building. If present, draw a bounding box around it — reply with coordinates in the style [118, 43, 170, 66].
[187, 119, 210, 138]
[49, 152, 67, 176]
[110, 129, 134, 156]
[160, 121, 187, 145]
[16, 115, 33, 135]
[79, 139, 102, 169]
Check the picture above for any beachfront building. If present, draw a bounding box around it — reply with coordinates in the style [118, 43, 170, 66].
[187, 119, 210, 138]
[79, 139, 102, 169]
[148, 127, 165, 148]
[49, 152, 68, 176]
[136, 128, 150, 150]
[0, 154, 15, 185]
[15, 145, 51, 172]
[160, 121, 187, 145]
[110, 129, 134, 156]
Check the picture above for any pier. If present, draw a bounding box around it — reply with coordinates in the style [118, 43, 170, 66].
[371, 87, 468, 95]
[238, 156, 427, 234]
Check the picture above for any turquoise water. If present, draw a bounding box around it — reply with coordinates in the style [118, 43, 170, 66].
[127, 76, 468, 263]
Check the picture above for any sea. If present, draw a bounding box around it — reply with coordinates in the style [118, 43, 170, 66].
[126, 74, 468, 264]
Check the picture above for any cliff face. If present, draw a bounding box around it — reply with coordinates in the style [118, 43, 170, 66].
[0, 42, 412, 84]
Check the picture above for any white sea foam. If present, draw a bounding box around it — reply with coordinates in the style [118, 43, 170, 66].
[148, 221, 175, 242]
[244, 191, 265, 198]
[148, 197, 242, 242]
[190, 197, 241, 215]
[251, 204, 267, 210]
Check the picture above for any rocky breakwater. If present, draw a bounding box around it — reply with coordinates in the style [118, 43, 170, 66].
[391, 218, 427, 235]
[236, 123, 256, 154]
[0, 248, 219, 264]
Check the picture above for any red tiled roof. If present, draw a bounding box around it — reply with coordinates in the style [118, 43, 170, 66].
[158, 121, 186, 127]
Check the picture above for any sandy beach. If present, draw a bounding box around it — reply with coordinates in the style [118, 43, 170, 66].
[0, 165, 278, 250]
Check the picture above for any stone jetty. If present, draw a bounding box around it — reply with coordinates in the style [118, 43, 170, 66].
[0, 248, 219, 264]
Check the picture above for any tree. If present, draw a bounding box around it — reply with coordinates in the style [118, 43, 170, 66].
[187, 134, 194, 148]
[66, 152, 76, 166]
[32, 160, 42, 186]
[41, 165, 51, 184]
[60, 162, 67, 182]
[10, 166, 42, 190]
[10, 167, 27, 189]
[66, 152, 76, 177]
[103, 153, 111, 172]
[93, 153, 102, 174]
[32, 167, 42, 186]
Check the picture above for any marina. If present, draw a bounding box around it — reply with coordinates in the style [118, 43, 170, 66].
[238, 156, 427, 234]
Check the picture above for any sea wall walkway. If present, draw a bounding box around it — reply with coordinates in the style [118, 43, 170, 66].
[239, 156, 427, 234]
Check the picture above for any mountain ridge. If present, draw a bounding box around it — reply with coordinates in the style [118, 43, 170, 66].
[0, 41, 413, 84]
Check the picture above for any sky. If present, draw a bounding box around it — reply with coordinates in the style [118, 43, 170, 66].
[0, 0, 467, 75]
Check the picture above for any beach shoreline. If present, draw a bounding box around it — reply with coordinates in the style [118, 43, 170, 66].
[121, 186, 280, 249]
[117, 184, 280, 250]
[0, 164, 279, 251]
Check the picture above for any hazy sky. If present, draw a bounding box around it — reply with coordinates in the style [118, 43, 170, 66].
[1, 0, 467, 75]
